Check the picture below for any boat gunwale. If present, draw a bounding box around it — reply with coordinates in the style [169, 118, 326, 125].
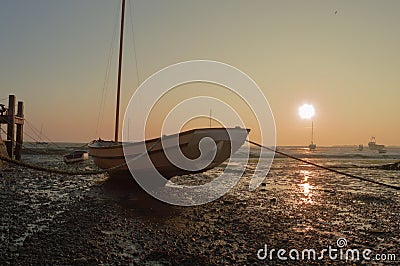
[88, 127, 250, 150]
[90, 143, 189, 159]
[63, 150, 88, 158]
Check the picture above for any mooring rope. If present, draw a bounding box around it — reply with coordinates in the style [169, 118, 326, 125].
[1, 134, 399, 191]
[0, 154, 107, 175]
[247, 140, 400, 191]
[0, 139, 161, 176]
[1, 121, 90, 156]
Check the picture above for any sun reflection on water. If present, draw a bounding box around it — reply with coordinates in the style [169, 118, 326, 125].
[301, 182, 310, 195]
[299, 170, 315, 203]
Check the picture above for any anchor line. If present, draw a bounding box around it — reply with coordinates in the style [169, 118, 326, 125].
[246, 140, 400, 191]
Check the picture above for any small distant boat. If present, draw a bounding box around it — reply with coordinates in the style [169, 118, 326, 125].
[36, 124, 48, 145]
[63, 150, 89, 164]
[368, 137, 385, 150]
[308, 121, 316, 150]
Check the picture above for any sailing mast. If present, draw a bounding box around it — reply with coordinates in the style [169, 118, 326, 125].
[309, 120, 316, 150]
[114, 0, 126, 142]
[311, 120, 314, 145]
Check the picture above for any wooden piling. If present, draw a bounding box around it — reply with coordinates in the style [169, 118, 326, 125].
[0, 134, 7, 169]
[6, 95, 15, 158]
[0, 94, 24, 161]
[15, 101, 24, 160]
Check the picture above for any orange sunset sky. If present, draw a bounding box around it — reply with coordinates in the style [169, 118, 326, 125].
[1, 0, 399, 146]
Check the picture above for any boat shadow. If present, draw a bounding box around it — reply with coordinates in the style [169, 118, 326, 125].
[100, 171, 182, 219]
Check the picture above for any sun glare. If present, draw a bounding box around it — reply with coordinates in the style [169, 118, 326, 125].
[298, 104, 315, 120]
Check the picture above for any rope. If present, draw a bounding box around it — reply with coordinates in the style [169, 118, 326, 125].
[1, 126, 398, 190]
[24, 119, 66, 149]
[0, 139, 161, 176]
[0, 127, 59, 157]
[247, 140, 400, 191]
[1, 123, 89, 157]
[1, 112, 92, 156]
[24, 120, 47, 143]
[0, 154, 107, 175]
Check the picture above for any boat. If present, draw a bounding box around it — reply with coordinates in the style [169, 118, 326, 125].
[36, 124, 48, 145]
[90, 127, 249, 177]
[357, 144, 363, 151]
[368, 136, 385, 150]
[308, 143, 316, 150]
[63, 150, 89, 164]
[88, 0, 249, 178]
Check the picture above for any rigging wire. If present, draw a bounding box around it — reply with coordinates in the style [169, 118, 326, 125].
[127, 0, 143, 142]
[0, 129, 398, 189]
[0, 98, 93, 160]
[95, 2, 121, 138]
[129, 0, 140, 87]
[0, 127, 53, 156]
[1, 126, 61, 157]
[24, 119, 64, 149]
[0, 118, 42, 144]
[24, 120, 48, 143]
[1, 121, 88, 157]
[1, 115, 80, 150]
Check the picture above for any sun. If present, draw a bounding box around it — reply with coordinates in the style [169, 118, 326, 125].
[299, 104, 315, 120]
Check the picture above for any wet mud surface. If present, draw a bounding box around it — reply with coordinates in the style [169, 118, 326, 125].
[1, 155, 399, 265]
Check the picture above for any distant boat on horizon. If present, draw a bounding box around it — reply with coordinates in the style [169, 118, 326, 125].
[368, 136, 385, 151]
[309, 143, 316, 150]
[35, 124, 48, 145]
[88, 0, 249, 179]
[35, 141, 48, 145]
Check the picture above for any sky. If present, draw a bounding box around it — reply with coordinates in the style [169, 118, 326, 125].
[0, 0, 399, 146]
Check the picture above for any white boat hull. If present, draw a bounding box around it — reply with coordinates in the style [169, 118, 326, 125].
[63, 151, 89, 164]
[368, 143, 385, 150]
[309, 143, 316, 150]
[89, 127, 249, 178]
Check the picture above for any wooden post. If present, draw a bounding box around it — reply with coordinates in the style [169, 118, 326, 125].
[15, 101, 24, 160]
[6, 95, 15, 158]
[0, 134, 7, 169]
